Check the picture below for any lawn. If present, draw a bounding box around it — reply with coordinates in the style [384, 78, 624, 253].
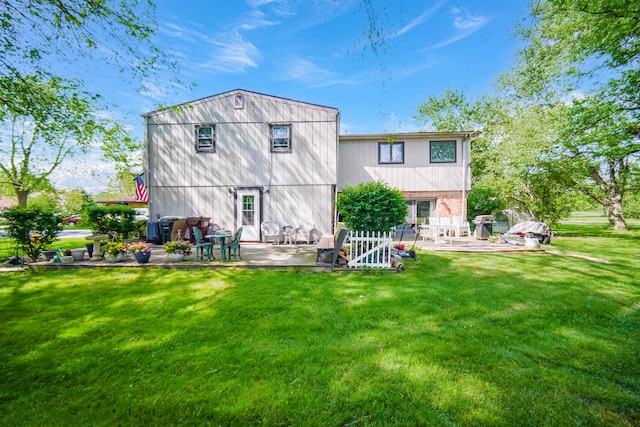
[0, 222, 638, 425]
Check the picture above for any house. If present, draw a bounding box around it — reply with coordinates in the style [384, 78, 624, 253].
[338, 132, 476, 225]
[96, 196, 147, 208]
[143, 89, 340, 241]
[143, 89, 475, 242]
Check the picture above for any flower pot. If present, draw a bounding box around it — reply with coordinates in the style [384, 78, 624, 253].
[167, 253, 186, 262]
[133, 251, 151, 264]
[71, 248, 86, 261]
[60, 255, 74, 264]
[104, 253, 125, 263]
[41, 250, 57, 261]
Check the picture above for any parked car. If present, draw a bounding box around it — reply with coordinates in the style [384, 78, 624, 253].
[62, 214, 83, 226]
[134, 208, 149, 222]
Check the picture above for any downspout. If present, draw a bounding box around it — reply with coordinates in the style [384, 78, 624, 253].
[143, 114, 151, 217]
[334, 111, 341, 233]
[461, 135, 468, 219]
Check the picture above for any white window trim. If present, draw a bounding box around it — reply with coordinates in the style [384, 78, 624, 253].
[195, 124, 216, 152]
[270, 124, 292, 152]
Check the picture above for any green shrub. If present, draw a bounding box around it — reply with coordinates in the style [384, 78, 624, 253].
[337, 181, 407, 232]
[84, 205, 137, 240]
[623, 192, 640, 219]
[1, 207, 62, 261]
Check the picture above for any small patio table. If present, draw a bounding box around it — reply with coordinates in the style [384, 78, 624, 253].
[206, 231, 232, 261]
[282, 226, 295, 245]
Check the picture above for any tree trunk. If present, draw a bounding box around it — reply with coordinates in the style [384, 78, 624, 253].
[16, 190, 29, 207]
[604, 197, 627, 230]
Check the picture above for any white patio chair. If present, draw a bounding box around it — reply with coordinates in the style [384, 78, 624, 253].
[294, 221, 314, 244]
[439, 217, 455, 236]
[452, 216, 471, 237]
[260, 221, 281, 244]
[421, 217, 440, 241]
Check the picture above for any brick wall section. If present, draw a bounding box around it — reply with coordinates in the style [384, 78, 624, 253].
[403, 190, 465, 217]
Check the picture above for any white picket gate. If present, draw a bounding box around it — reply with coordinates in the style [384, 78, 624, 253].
[348, 230, 393, 268]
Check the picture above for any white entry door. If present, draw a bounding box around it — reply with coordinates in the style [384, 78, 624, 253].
[236, 189, 261, 241]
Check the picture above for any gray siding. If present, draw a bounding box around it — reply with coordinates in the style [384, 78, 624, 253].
[145, 90, 339, 236]
[338, 135, 471, 192]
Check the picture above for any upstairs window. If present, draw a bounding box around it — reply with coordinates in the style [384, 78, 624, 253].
[271, 124, 292, 152]
[430, 141, 456, 163]
[195, 125, 215, 152]
[379, 142, 404, 164]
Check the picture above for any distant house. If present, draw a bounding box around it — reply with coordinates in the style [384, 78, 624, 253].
[0, 195, 17, 211]
[338, 132, 476, 225]
[143, 89, 339, 241]
[143, 89, 475, 242]
[96, 196, 147, 208]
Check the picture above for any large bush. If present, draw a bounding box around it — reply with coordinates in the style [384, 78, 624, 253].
[337, 181, 407, 232]
[84, 205, 137, 239]
[2, 207, 62, 261]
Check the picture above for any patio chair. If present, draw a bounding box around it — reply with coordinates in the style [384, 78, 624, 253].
[439, 217, 454, 235]
[294, 221, 314, 244]
[315, 227, 349, 270]
[261, 221, 280, 244]
[421, 217, 440, 241]
[192, 227, 213, 261]
[452, 216, 471, 237]
[222, 227, 243, 261]
[438, 217, 455, 242]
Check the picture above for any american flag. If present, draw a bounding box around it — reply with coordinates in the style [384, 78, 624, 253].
[134, 175, 149, 203]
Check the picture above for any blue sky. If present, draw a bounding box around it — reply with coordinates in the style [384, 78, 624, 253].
[55, 0, 533, 192]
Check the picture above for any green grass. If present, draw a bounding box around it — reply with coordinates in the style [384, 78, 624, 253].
[0, 221, 639, 425]
[0, 236, 90, 261]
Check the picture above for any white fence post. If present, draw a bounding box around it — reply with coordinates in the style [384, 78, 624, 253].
[348, 230, 393, 268]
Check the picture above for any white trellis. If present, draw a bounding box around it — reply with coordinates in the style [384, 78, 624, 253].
[348, 230, 393, 268]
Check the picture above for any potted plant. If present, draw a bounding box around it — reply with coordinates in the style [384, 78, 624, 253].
[70, 248, 86, 261]
[163, 240, 191, 262]
[127, 241, 153, 263]
[102, 241, 128, 263]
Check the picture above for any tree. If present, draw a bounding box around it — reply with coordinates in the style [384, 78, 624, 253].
[61, 189, 95, 216]
[508, 0, 640, 229]
[2, 207, 62, 261]
[0, 1, 180, 206]
[415, 88, 577, 225]
[0, 0, 178, 112]
[337, 181, 407, 232]
[0, 75, 138, 206]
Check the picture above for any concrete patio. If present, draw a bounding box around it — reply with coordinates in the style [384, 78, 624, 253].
[23, 235, 535, 272]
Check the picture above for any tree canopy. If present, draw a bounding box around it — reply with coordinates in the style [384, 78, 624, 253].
[0, 0, 177, 102]
[509, 0, 640, 229]
[0, 1, 179, 205]
[416, 0, 639, 229]
[0, 75, 139, 206]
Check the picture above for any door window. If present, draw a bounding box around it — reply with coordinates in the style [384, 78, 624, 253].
[242, 195, 255, 225]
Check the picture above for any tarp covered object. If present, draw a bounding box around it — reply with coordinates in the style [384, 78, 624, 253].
[507, 221, 550, 235]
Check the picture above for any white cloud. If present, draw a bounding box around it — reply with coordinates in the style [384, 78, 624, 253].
[283, 57, 358, 88]
[200, 32, 262, 73]
[159, 22, 198, 43]
[561, 90, 586, 105]
[237, 10, 280, 31]
[427, 8, 491, 50]
[395, 3, 444, 37]
[393, 60, 438, 80]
